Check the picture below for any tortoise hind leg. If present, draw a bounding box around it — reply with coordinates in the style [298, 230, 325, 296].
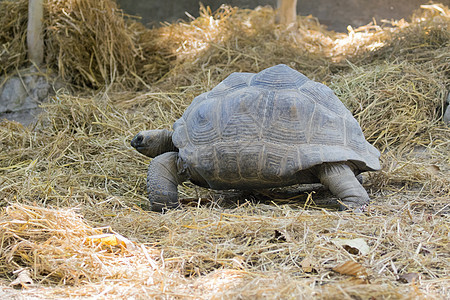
[316, 162, 370, 212]
[147, 152, 188, 212]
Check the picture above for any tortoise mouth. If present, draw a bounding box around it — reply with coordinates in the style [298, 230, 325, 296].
[134, 146, 148, 152]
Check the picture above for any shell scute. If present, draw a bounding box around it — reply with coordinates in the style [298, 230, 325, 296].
[219, 89, 266, 141]
[265, 91, 313, 144]
[309, 104, 346, 146]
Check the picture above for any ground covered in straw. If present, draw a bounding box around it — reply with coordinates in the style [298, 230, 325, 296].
[0, 1, 449, 299]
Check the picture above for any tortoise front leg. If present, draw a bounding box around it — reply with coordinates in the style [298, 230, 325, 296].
[147, 152, 188, 212]
[316, 162, 370, 212]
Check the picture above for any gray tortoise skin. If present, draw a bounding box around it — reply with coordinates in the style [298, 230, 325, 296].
[131, 64, 381, 212]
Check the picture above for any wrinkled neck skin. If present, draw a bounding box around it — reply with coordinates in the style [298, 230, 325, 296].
[157, 130, 178, 155]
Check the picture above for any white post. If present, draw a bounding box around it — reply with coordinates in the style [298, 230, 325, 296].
[276, 0, 298, 24]
[27, 0, 44, 66]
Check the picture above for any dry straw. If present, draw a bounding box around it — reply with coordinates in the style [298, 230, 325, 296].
[1, 0, 146, 88]
[0, 1, 449, 298]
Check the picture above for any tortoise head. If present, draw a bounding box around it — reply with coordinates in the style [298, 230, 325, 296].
[131, 129, 176, 158]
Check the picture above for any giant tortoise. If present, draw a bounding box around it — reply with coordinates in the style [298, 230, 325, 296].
[131, 64, 381, 212]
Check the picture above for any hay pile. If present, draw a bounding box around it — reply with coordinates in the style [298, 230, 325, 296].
[0, 1, 449, 298]
[1, 0, 147, 88]
[331, 5, 450, 193]
[1, 199, 448, 298]
[0, 204, 155, 284]
[0, 1, 380, 89]
[333, 4, 449, 151]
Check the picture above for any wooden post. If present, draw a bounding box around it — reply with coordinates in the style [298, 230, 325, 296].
[27, 0, 44, 66]
[276, 0, 298, 24]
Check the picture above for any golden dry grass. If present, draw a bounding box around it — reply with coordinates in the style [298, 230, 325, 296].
[0, 1, 449, 299]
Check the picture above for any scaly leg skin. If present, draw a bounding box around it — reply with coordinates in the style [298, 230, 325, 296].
[317, 162, 370, 212]
[147, 152, 188, 212]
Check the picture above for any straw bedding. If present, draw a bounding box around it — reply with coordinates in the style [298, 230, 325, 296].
[0, 1, 449, 298]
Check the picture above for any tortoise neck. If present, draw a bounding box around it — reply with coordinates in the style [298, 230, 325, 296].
[161, 130, 178, 153]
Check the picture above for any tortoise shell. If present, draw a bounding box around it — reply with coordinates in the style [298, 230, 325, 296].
[172, 64, 380, 189]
